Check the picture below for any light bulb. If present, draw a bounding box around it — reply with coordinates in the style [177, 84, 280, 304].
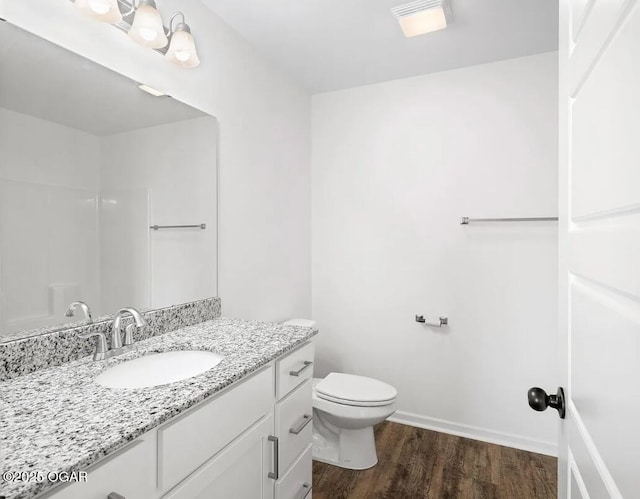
[128, 0, 168, 49]
[88, 0, 110, 15]
[139, 27, 158, 42]
[166, 25, 200, 68]
[175, 51, 190, 62]
[75, 0, 122, 23]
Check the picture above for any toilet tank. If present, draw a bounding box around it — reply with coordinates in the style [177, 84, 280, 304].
[282, 318, 317, 328]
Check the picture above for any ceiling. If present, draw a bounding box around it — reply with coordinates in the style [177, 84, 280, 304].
[0, 21, 206, 136]
[201, 0, 558, 93]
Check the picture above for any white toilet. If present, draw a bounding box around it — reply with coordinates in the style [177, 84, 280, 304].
[312, 373, 397, 469]
[282, 319, 397, 470]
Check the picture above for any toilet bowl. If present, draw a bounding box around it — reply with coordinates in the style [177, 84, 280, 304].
[281, 319, 397, 470]
[312, 373, 397, 470]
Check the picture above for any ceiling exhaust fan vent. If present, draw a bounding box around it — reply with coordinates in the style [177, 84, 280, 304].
[391, 0, 452, 37]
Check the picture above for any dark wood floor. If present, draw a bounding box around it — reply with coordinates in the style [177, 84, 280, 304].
[312, 422, 557, 499]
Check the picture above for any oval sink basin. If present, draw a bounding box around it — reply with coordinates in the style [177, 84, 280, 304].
[96, 350, 223, 389]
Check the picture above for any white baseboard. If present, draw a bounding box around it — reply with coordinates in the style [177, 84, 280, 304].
[387, 410, 557, 457]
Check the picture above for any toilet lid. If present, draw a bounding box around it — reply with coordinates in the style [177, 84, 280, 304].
[315, 373, 397, 406]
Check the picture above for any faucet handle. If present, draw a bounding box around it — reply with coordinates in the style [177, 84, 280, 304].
[124, 324, 137, 346]
[78, 331, 108, 361]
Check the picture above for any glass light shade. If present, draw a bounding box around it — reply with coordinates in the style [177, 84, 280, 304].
[128, 3, 168, 49]
[75, 0, 123, 23]
[397, 7, 447, 37]
[165, 29, 200, 68]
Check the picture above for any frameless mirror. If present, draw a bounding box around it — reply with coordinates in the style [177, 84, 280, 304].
[0, 21, 218, 342]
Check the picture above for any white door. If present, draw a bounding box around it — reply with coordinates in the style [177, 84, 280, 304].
[557, 1, 640, 498]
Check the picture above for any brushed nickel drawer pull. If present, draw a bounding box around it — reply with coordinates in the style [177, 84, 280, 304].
[268, 435, 279, 480]
[108, 493, 125, 499]
[289, 414, 313, 435]
[289, 360, 313, 377]
[295, 483, 312, 499]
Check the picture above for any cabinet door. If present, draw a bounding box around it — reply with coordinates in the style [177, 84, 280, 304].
[39, 434, 156, 499]
[158, 366, 274, 493]
[163, 414, 275, 499]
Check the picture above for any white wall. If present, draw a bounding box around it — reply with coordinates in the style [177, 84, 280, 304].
[0, 0, 311, 321]
[101, 117, 218, 310]
[311, 53, 559, 455]
[0, 108, 101, 331]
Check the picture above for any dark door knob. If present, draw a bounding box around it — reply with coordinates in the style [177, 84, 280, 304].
[528, 386, 566, 419]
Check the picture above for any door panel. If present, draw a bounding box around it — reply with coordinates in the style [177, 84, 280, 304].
[568, 420, 609, 498]
[571, 7, 640, 218]
[560, 0, 640, 497]
[569, 475, 584, 499]
[570, 0, 590, 42]
[569, 457, 590, 499]
[570, 282, 640, 497]
[569, 216, 640, 297]
[567, 0, 631, 93]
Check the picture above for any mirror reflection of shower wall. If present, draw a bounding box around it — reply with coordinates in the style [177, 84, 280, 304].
[101, 117, 217, 311]
[0, 107, 102, 333]
[0, 22, 217, 337]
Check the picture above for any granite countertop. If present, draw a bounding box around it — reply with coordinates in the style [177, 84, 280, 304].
[0, 317, 317, 499]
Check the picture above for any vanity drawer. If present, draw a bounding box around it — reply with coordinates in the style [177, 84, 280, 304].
[275, 445, 312, 499]
[276, 341, 315, 400]
[158, 366, 274, 493]
[40, 434, 155, 499]
[275, 379, 313, 474]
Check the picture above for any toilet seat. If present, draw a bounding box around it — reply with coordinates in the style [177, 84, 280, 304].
[315, 392, 395, 407]
[314, 373, 397, 407]
[313, 390, 396, 421]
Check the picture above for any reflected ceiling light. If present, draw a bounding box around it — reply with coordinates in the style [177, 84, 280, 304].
[391, 0, 452, 38]
[138, 83, 166, 96]
[128, 0, 168, 49]
[165, 12, 200, 68]
[74, 0, 123, 23]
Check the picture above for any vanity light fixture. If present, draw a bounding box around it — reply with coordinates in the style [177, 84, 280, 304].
[74, 0, 123, 23]
[128, 0, 168, 49]
[165, 12, 200, 68]
[391, 0, 452, 38]
[138, 83, 165, 96]
[71, 0, 200, 68]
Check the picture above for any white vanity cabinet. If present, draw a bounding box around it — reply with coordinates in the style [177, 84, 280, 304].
[38, 433, 157, 499]
[39, 341, 315, 499]
[272, 341, 315, 499]
[162, 414, 275, 499]
[157, 367, 275, 495]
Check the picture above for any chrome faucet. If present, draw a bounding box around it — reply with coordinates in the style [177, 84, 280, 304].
[65, 301, 93, 322]
[79, 307, 147, 361]
[111, 307, 147, 350]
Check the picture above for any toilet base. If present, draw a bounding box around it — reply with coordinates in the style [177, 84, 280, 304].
[312, 423, 378, 470]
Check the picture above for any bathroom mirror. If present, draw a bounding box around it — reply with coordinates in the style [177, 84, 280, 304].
[0, 21, 218, 342]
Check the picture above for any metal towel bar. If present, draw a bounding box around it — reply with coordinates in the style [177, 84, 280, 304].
[149, 224, 206, 230]
[460, 217, 558, 225]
